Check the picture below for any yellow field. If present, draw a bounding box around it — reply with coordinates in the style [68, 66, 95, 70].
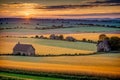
[1, 32, 119, 54]
[0, 40, 93, 54]
[1, 32, 119, 41]
[0, 54, 120, 78]
[44, 33, 120, 41]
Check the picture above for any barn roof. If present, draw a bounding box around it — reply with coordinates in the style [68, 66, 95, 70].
[13, 43, 35, 52]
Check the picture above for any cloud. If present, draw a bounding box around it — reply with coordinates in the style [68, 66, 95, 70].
[34, 0, 120, 10]
[9, 2, 24, 4]
[57, 13, 120, 16]
[1, 0, 120, 11]
[94, 0, 120, 3]
[0, 3, 38, 9]
[90, 0, 120, 6]
[35, 4, 97, 10]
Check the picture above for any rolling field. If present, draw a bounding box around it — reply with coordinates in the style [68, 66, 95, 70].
[1, 30, 119, 42]
[0, 26, 120, 35]
[0, 20, 120, 79]
[0, 37, 96, 54]
[0, 53, 120, 78]
[44, 33, 120, 41]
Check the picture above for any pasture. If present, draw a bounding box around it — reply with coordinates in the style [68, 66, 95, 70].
[0, 37, 96, 54]
[0, 53, 120, 79]
[1, 26, 119, 35]
[0, 72, 62, 80]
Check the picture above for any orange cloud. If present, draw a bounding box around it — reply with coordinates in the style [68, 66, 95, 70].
[0, 1, 120, 18]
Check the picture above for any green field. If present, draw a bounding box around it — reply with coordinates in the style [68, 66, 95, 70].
[0, 70, 112, 80]
[0, 72, 62, 80]
[33, 39, 96, 51]
[58, 26, 120, 32]
[0, 38, 96, 51]
[1, 26, 119, 35]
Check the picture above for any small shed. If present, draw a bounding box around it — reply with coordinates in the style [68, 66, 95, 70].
[13, 42, 35, 56]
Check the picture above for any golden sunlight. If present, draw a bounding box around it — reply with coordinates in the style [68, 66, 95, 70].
[24, 12, 31, 19]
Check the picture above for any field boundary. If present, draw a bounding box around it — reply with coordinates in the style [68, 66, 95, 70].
[0, 67, 118, 80]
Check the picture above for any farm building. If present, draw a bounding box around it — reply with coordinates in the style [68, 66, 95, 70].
[97, 34, 111, 52]
[13, 42, 35, 56]
[97, 40, 110, 52]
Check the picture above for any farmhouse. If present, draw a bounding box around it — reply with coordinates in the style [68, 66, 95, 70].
[97, 34, 110, 52]
[97, 40, 110, 52]
[13, 42, 35, 56]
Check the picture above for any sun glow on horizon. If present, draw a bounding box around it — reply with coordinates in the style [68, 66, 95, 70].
[23, 11, 32, 19]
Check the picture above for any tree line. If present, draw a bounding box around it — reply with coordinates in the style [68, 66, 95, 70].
[34, 34, 96, 43]
[35, 34, 120, 51]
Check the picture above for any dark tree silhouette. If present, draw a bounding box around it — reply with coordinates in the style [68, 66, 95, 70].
[35, 35, 39, 38]
[109, 36, 120, 51]
[49, 34, 56, 39]
[59, 35, 64, 40]
[82, 38, 86, 42]
[65, 36, 76, 42]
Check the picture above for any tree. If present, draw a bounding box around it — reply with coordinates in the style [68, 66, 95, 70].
[59, 35, 64, 40]
[39, 35, 44, 39]
[35, 35, 39, 38]
[49, 34, 56, 39]
[82, 38, 86, 42]
[109, 36, 120, 51]
[65, 36, 76, 42]
[99, 34, 107, 41]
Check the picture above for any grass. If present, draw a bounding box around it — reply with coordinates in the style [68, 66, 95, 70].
[0, 37, 96, 51]
[57, 26, 119, 32]
[1, 27, 119, 34]
[0, 53, 120, 65]
[33, 38, 96, 51]
[0, 72, 62, 80]
[0, 68, 113, 80]
[0, 37, 96, 54]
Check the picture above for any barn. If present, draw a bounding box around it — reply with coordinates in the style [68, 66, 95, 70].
[13, 42, 35, 56]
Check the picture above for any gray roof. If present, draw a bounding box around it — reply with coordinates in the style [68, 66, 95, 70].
[13, 44, 35, 52]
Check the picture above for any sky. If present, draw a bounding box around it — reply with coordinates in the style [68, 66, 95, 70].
[0, 0, 120, 19]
